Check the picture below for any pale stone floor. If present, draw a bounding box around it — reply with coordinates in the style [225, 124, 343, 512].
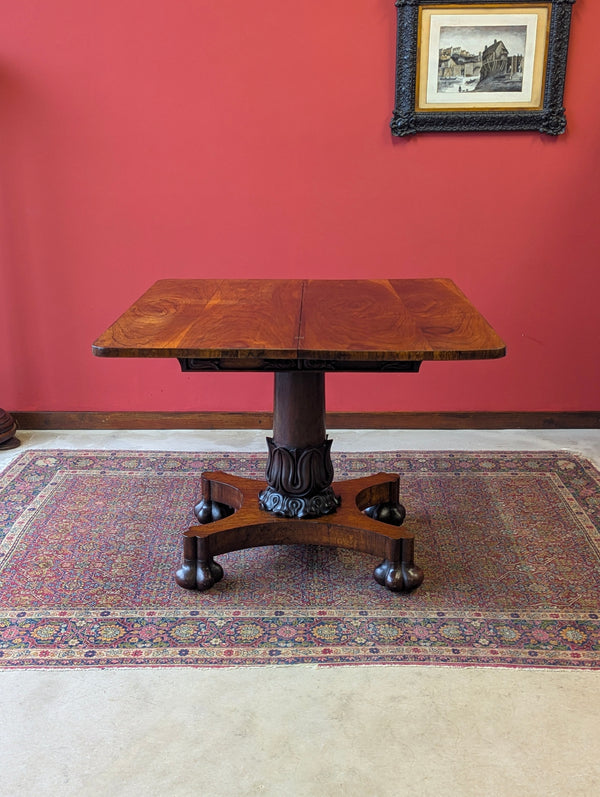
[1, 429, 600, 797]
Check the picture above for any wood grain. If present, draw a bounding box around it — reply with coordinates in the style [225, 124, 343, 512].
[92, 278, 506, 362]
[92, 279, 303, 359]
[299, 279, 506, 361]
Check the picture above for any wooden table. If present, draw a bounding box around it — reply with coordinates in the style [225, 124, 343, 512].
[93, 279, 505, 592]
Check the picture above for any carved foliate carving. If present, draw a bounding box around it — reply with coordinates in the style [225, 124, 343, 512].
[300, 359, 420, 372]
[264, 437, 334, 497]
[258, 486, 340, 519]
[259, 437, 340, 518]
[179, 358, 297, 372]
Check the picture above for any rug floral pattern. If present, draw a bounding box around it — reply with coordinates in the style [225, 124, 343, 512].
[1, 450, 599, 669]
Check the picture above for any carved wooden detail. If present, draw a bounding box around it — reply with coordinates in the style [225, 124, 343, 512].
[263, 438, 334, 496]
[179, 358, 297, 372]
[179, 358, 421, 373]
[391, 0, 576, 137]
[299, 360, 421, 373]
[258, 438, 339, 518]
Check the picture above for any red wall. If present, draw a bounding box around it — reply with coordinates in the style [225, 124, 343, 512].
[1, 1, 599, 414]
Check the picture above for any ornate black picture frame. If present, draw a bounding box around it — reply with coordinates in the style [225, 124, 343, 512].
[391, 0, 575, 136]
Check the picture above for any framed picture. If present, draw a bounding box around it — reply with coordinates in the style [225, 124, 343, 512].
[391, 0, 576, 135]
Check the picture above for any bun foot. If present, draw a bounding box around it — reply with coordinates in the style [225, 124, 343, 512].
[364, 501, 406, 526]
[374, 559, 424, 592]
[196, 558, 224, 591]
[194, 498, 234, 523]
[175, 535, 224, 591]
[175, 557, 198, 589]
[175, 557, 224, 591]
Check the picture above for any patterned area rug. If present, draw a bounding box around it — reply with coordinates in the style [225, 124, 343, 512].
[1, 450, 599, 670]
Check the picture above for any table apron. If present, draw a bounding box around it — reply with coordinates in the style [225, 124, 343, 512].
[178, 358, 422, 373]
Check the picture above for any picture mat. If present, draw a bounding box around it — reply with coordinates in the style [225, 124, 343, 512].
[417, 6, 550, 111]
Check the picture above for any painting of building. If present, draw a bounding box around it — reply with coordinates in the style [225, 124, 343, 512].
[437, 25, 526, 94]
[478, 38, 524, 91]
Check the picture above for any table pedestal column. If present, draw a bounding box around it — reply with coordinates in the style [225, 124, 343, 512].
[258, 372, 339, 518]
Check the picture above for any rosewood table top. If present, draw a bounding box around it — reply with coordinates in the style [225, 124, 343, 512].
[92, 278, 506, 368]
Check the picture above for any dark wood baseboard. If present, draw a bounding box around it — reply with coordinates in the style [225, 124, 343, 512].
[11, 410, 600, 430]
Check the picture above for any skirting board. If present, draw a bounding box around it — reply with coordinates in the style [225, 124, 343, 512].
[11, 411, 600, 430]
